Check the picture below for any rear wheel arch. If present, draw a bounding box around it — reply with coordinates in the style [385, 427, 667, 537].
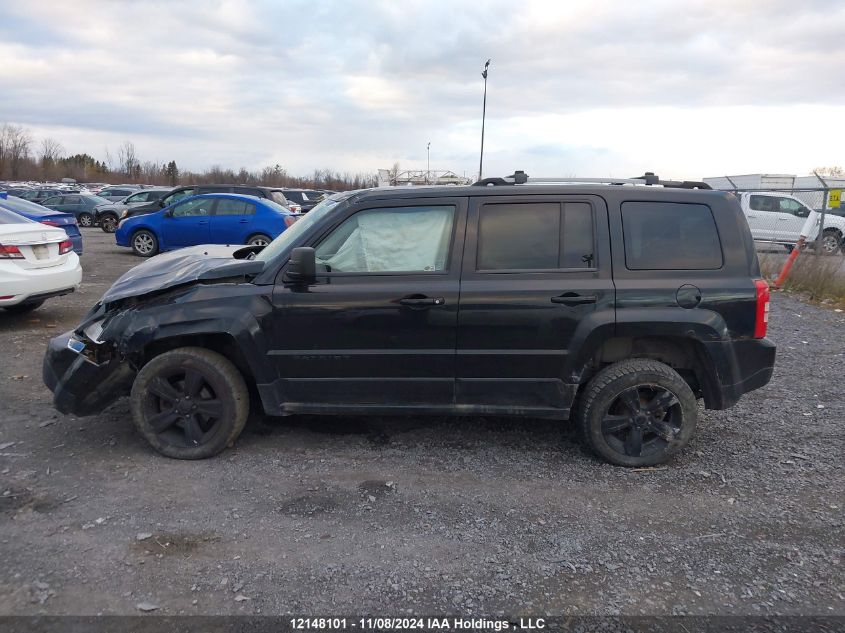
[574, 335, 722, 409]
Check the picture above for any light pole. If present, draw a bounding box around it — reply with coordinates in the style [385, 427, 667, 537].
[478, 59, 490, 181]
[427, 142, 431, 184]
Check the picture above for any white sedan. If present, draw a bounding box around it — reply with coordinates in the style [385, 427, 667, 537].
[0, 208, 82, 314]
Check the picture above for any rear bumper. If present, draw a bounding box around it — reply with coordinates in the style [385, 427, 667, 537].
[703, 338, 776, 409]
[43, 331, 136, 416]
[0, 257, 82, 306]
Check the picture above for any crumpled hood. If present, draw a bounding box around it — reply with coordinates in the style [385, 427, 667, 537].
[102, 245, 260, 304]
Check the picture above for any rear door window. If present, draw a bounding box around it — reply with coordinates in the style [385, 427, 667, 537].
[476, 202, 595, 271]
[749, 195, 777, 212]
[621, 201, 723, 270]
[215, 199, 256, 216]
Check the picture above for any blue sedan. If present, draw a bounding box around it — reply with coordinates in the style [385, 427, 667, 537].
[0, 194, 84, 255]
[115, 193, 297, 257]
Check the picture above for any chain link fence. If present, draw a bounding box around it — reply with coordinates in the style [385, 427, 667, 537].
[705, 180, 845, 301]
[721, 187, 843, 256]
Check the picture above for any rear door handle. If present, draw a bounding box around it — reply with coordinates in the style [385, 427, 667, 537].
[551, 293, 597, 306]
[239, 219, 250, 223]
[398, 295, 446, 308]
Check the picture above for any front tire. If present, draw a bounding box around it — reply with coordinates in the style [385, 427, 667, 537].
[99, 213, 118, 233]
[78, 212, 94, 228]
[576, 359, 698, 467]
[130, 347, 249, 459]
[131, 229, 159, 257]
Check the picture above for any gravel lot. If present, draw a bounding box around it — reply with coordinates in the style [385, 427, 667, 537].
[0, 230, 842, 616]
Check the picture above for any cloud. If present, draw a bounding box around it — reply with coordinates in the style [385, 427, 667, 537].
[0, 0, 843, 179]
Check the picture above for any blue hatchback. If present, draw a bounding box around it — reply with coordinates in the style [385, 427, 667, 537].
[0, 194, 84, 254]
[115, 193, 297, 257]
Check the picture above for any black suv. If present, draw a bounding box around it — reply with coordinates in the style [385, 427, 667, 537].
[279, 188, 326, 212]
[43, 173, 775, 466]
[119, 185, 290, 221]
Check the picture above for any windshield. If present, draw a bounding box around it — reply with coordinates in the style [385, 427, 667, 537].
[270, 191, 288, 206]
[254, 195, 346, 263]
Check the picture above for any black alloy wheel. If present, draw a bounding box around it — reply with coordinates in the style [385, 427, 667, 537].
[130, 347, 249, 459]
[577, 358, 698, 466]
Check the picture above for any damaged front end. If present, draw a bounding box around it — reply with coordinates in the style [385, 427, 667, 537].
[43, 319, 137, 416]
[43, 245, 268, 417]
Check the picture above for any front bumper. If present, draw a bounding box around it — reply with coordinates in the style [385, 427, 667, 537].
[43, 331, 136, 416]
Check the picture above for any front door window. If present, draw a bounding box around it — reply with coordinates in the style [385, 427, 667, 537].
[314, 205, 455, 273]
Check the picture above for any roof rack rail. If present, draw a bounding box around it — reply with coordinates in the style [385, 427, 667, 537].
[472, 171, 712, 190]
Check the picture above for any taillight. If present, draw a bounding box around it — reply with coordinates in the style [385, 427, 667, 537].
[0, 244, 24, 259]
[753, 279, 770, 339]
[283, 215, 298, 228]
[41, 220, 60, 227]
[58, 239, 74, 255]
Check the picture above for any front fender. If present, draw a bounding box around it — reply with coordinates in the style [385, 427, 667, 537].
[102, 284, 276, 383]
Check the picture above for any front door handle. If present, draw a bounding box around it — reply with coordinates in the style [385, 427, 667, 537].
[398, 295, 446, 308]
[551, 293, 597, 306]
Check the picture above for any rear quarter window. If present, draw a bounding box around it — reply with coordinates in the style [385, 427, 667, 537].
[621, 201, 723, 270]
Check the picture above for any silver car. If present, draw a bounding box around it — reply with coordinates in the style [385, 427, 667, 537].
[95, 188, 172, 233]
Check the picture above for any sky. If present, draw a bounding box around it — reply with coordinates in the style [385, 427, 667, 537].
[1, 0, 844, 181]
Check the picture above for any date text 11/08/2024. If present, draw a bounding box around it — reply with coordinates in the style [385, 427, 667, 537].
[290, 617, 547, 630]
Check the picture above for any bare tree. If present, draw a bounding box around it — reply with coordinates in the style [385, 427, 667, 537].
[814, 166, 844, 178]
[388, 161, 401, 186]
[39, 137, 65, 180]
[115, 141, 140, 180]
[2, 124, 33, 179]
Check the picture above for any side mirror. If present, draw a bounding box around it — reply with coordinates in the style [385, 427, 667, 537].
[286, 247, 316, 285]
[795, 208, 809, 218]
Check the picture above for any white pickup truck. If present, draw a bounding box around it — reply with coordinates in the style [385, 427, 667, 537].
[736, 191, 844, 255]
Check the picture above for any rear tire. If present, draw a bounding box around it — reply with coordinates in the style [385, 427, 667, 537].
[99, 213, 118, 233]
[576, 359, 698, 467]
[130, 347, 249, 459]
[3, 300, 45, 314]
[131, 230, 159, 257]
[78, 212, 94, 228]
[246, 234, 272, 246]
